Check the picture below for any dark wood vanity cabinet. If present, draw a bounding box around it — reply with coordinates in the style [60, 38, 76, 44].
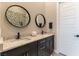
[1, 35, 54, 56]
[38, 39, 46, 56]
[45, 36, 54, 55]
[27, 41, 38, 56]
[38, 35, 54, 56]
[1, 41, 38, 56]
[1, 44, 30, 56]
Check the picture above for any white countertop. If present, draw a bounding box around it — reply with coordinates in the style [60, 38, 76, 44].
[1, 33, 54, 53]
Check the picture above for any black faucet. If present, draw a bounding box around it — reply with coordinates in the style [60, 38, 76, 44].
[41, 30, 44, 34]
[16, 32, 20, 39]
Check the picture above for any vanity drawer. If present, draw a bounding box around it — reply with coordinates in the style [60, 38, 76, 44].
[38, 39, 46, 45]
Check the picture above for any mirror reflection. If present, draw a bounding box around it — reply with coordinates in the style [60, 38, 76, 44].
[35, 14, 46, 28]
[5, 5, 31, 28]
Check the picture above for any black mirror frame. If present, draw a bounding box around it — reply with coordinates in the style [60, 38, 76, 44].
[5, 5, 31, 28]
[35, 14, 46, 28]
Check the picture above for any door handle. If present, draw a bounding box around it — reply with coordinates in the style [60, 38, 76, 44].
[75, 35, 79, 37]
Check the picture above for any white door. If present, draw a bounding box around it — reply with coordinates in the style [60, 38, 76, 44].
[58, 2, 79, 56]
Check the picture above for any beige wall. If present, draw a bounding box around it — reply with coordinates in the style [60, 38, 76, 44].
[0, 3, 3, 51]
[0, 2, 57, 40]
[45, 3, 57, 34]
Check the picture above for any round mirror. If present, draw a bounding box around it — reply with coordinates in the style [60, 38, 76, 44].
[35, 14, 46, 28]
[5, 5, 31, 28]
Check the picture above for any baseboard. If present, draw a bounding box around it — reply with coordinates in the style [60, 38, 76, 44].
[54, 49, 59, 54]
[59, 52, 66, 56]
[54, 49, 66, 56]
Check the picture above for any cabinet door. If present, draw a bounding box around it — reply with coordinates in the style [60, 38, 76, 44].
[45, 36, 54, 55]
[45, 38, 50, 56]
[38, 39, 46, 56]
[49, 36, 54, 54]
[27, 41, 38, 56]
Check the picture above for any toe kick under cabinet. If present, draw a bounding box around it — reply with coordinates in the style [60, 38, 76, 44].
[1, 35, 54, 56]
